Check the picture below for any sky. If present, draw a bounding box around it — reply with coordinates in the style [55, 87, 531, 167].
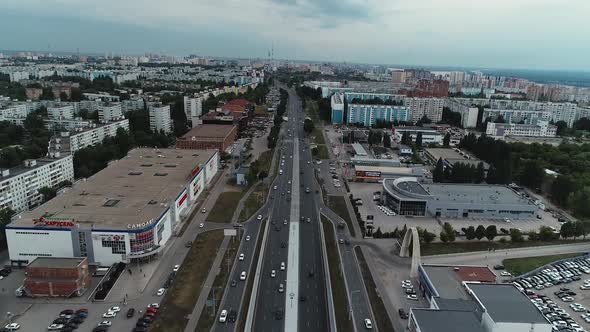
[1, 0, 589, 71]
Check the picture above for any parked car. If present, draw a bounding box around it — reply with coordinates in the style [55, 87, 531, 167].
[127, 308, 135, 318]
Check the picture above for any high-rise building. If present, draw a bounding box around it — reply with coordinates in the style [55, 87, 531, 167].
[404, 97, 444, 122]
[48, 105, 75, 120]
[149, 104, 172, 133]
[97, 102, 123, 123]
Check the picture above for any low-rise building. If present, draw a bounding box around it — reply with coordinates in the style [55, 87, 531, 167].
[176, 124, 237, 152]
[424, 148, 488, 170]
[23, 257, 91, 297]
[486, 120, 557, 138]
[393, 127, 443, 145]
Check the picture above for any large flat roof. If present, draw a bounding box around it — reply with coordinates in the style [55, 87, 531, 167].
[467, 283, 548, 324]
[422, 265, 496, 300]
[28, 257, 85, 269]
[12, 148, 217, 231]
[412, 309, 484, 332]
[422, 183, 533, 206]
[180, 124, 236, 139]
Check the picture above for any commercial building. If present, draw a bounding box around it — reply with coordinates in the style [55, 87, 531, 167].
[0, 156, 74, 213]
[48, 105, 75, 120]
[405, 97, 444, 122]
[351, 143, 368, 156]
[354, 165, 425, 181]
[350, 156, 401, 167]
[48, 119, 130, 154]
[176, 124, 237, 152]
[393, 127, 442, 145]
[97, 102, 123, 123]
[6, 148, 219, 266]
[347, 104, 410, 126]
[330, 93, 344, 124]
[411, 264, 550, 332]
[23, 257, 91, 297]
[148, 103, 172, 134]
[486, 120, 557, 138]
[382, 177, 537, 218]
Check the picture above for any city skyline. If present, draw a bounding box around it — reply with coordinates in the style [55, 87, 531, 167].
[1, 0, 590, 71]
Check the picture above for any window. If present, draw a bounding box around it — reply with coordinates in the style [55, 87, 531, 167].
[101, 239, 126, 254]
[103, 199, 120, 207]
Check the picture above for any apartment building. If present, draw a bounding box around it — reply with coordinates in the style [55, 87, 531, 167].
[347, 104, 411, 126]
[47, 105, 75, 120]
[445, 99, 479, 128]
[48, 119, 130, 154]
[330, 93, 345, 124]
[486, 120, 557, 138]
[0, 155, 74, 213]
[97, 102, 123, 123]
[148, 104, 172, 134]
[405, 97, 444, 122]
[184, 96, 202, 124]
[0, 103, 29, 124]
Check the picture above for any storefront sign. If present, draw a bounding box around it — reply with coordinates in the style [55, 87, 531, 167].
[177, 192, 188, 207]
[33, 217, 76, 227]
[190, 165, 201, 178]
[355, 170, 381, 179]
[127, 219, 154, 230]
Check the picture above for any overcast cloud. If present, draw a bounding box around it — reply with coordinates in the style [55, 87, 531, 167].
[0, 0, 589, 70]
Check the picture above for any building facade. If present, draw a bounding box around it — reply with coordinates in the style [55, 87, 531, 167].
[149, 104, 172, 134]
[176, 124, 237, 152]
[393, 127, 442, 145]
[330, 93, 344, 124]
[405, 98, 444, 122]
[486, 121, 557, 138]
[48, 105, 75, 120]
[97, 102, 123, 123]
[23, 257, 91, 297]
[347, 104, 410, 126]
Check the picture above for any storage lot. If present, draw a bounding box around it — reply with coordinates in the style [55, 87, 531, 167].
[514, 255, 590, 332]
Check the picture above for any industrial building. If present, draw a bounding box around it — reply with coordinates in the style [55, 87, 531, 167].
[6, 148, 219, 266]
[176, 124, 238, 152]
[382, 177, 538, 218]
[23, 257, 91, 297]
[411, 264, 551, 332]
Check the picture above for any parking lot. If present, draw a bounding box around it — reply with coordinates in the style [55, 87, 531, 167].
[513, 255, 590, 332]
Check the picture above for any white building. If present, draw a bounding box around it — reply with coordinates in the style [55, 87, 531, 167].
[149, 104, 172, 134]
[485, 120, 557, 138]
[97, 102, 123, 123]
[445, 99, 479, 128]
[5, 149, 219, 266]
[183, 96, 202, 128]
[393, 127, 443, 145]
[0, 103, 29, 124]
[404, 97, 444, 122]
[48, 105, 75, 120]
[0, 155, 74, 213]
[48, 119, 130, 154]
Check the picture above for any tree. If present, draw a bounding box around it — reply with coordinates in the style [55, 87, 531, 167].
[509, 228, 524, 242]
[401, 132, 411, 145]
[59, 91, 69, 101]
[383, 134, 391, 148]
[538, 226, 555, 241]
[486, 165, 498, 184]
[40, 88, 54, 100]
[433, 158, 445, 183]
[443, 132, 451, 147]
[422, 230, 436, 244]
[519, 160, 545, 190]
[439, 231, 449, 243]
[555, 120, 568, 136]
[442, 222, 456, 242]
[303, 119, 314, 134]
[550, 175, 575, 207]
[570, 188, 590, 219]
[38, 186, 57, 203]
[475, 162, 485, 184]
[415, 132, 423, 147]
[485, 225, 497, 241]
[527, 230, 539, 241]
[560, 221, 575, 239]
[494, 115, 506, 123]
[464, 226, 476, 240]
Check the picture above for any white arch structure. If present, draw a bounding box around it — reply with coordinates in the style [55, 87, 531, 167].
[400, 227, 421, 278]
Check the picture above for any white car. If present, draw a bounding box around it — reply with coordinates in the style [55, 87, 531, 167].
[4, 323, 20, 331]
[271, 270, 276, 278]
[283, 219, 288, 225]
[273, 186, 278, 190]
[97, 321, 112, 327]
[157, 288, 166, 296]
[219, 309, 227, 323]
[240, 271, 247, 280]
[246, 235, 251, 241]
[199, 223, 204, 228]
[239, 253, 245, 261]
[280, 262, 286, 271]
[102, 312, 116, 318]
[201, 208, 207, 213]
[257, 215, 263, 220]
[500, 271, 512, 277]
[278, 283, 284, 293]
[109, 306, 121, 313]
[364, 318, 373, 329]
[407, 294, 418, 301]
[173, 264, 180, 272]
[47, 324, 64, 331]
[148, 303, 160, 309]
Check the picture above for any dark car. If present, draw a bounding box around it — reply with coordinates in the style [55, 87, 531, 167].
[399, 309, 409, 319]
[127, 308, 135, 318]
[92, 327, 108, 332]
[136, 321, 148, 328]
[308, 270, 314, 277]
[228, 310, 237, 323]
[405, 288, 416, 295]
[231, 279, 237, 287]
[60, 309, 75, 315]
[53, 318, 68, 324]
[65, 322, 79, 329]
[70, 317, 84, 324]
[274, 309, 284, 320]
[60, 327, 73, 332]
[141, 317, 153, 324]
[133, 328, 147, 332]
[280, 242, 286, 248]
[493, 265, 505, 270]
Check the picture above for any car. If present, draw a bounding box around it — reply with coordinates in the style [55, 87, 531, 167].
[398, 309, 409, 319]
[257, 215, 263, 220]
[148, 303, 160, 309]
[173, 264, 180, 272]
[306, 218, 311, 223]
[199, 223, 204, 228]
[271, 270, 276, 278]
[103, 311, 117, 318]
[53, 318, 68, 325]
[48, 324, 65, 330]
[126, 308, 135, 318]
[273, 185, 278, 190]
[364, 318, 373, 329]
[75, 308, 88, 313]
[4, 323, 20, 331]
[60, 309, 75, 315]
[500, 271, 512, 277]
[278, 283, 284, 293]
[240, 271, 247, 280]
[108, 306, 121, 313]
[201, 208, 207, 213]
[246, 235, 251, 241]
[407, 294, 418, 300]
[281, 262, 286, 271]
[228, 310, 237, 323]
[157, 288, 165, 296]
[493, 265, 505, 270]
[219, 309, 228, 323]
[283, 219, 288, 225]
[185, 241, 193, 248]
[239, 253, 245, 261]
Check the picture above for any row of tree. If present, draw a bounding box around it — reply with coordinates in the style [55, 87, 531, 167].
[267, 88, 288, 149]
[432, 159, 487, 184]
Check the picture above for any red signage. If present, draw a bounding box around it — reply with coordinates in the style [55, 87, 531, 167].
[190, 165, 201, 178]
[177, 192, 188, 207]
[34, 217, 76, 227]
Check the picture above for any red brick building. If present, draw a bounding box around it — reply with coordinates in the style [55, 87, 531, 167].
[402, 79, 449, 98]
[176, 124, 237, 151]
[24, 257, 91, 297]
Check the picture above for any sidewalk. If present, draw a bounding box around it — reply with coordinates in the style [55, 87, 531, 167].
[184, 236, 231, 332]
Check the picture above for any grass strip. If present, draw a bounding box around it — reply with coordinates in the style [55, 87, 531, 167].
[421, 239, 590, 256]
[355, 247, 395, 332]
[321, 216, 354, 332]
[207, 191, 245, 223]
[238, 183, 268, 222]
[327, 195, 356, 237]
[149, 230, 225, 332]
[503, 252, 585, 276]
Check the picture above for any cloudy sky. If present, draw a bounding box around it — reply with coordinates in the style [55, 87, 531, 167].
[1, 0, 589, 70]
